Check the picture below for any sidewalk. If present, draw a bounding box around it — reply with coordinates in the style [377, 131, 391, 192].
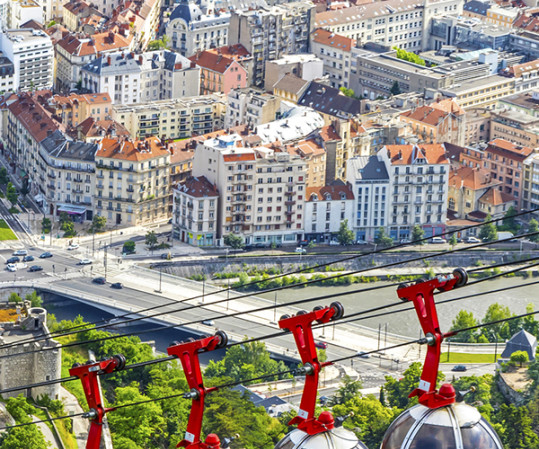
[60, 387, 88, 449]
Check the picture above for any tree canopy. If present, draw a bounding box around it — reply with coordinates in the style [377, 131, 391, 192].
[336, 219, 355, 245]
[479, 214, 498, 242]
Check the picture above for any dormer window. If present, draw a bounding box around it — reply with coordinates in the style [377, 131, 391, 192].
[325, 193, 332, 201]
[311, 193, 318, 201]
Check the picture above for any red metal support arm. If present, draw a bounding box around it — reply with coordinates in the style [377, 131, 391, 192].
[167, 331, 228, 449]
[278, 302, 344, 435]
[69, 354, 127, 449]
[396, 268, 468, 409]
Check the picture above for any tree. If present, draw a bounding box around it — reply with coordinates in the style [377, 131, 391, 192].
[449, 310, 478, 343]
[59, 212, 70, 226]
[123, 240, 136, 254]
[411, 225, 424, 245]
[510, 350, 529, 367]
[41, 217, 51, 234]
[147, 35, 169, 50]
[25, 291, 42, 308]
[223, 234, 244, 249]
[374, 227, 393, 247]
[334, 375, 363, 404]
[390, 81, 401, 96]
[0, 167, 9, 185]
[495, 404, 539, 449]
[20, 178, 29, 196]
[90, 215, 106, 233]
[145, 231, 158, 249]
[336, 219, 355, 246]
[62, 220, 76, 238]
[529, 219, 539, 242]
[8, 292, 21, 303]
[339, 87, 356, 98]
[481, 303, 512, 341]
[6, 182, 17, 207]
[479, 214, 498, 242]
[449, 234, 458, 247]
[0, 425, 49, 449]
[501, 206, 520, 234]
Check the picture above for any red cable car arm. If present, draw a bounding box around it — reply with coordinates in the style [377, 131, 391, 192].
[69, 354, 127, 449]
[278, 302, 343, 435]
[396, 268, 468, 409]
[167, 331, 228, 449]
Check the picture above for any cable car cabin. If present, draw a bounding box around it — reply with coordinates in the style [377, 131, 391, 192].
[274, 412, 368, 449]
[380, 401, 503, 449]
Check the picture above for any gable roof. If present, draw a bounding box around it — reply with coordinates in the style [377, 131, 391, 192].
[312, 28, 355, 51]
[501, 329, 537, 361]
[384, 144, 449, 165]
[57, 31, 130, 57]
[207, 44, 251, 63]
[189, 50, 241, 74]
[487, 138, 533, 159]
[8, 94, 62, 143]
[293, 138, 325, 158]
[77, 117, 130, 138]
[400, 106, 449, 126]
[478, 186, 515, 206]
[430, 98, 465, 116]
[97, 136, 170, 161]
[503, 59, 539, 78]
[307, 183, 354, 202]
[449, 166, 499, 191]
[273, 74, 310, 95]
[298, 81, 362, 118]
[178, 176, 218, 198]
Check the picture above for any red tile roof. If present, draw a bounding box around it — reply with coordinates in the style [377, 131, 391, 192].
[97, 136, 170, 161]
[319, 125, 341, 141]
[385, 144, 450, 165]
[178, 176, 218, 198]
[306, 183, 354, 201]
[77, 117, 129, 138]
[449, 166, 499, 190]
[400, 106, 448, 127]
[57, 31, 130, 57]
[207, 44, 251, 63]
[487, 138, 533, 158]
[503, 59, 539, 78]
[222, 153, 255, 162]
[429, 98, 465, 116]
[479, 187, 515, 206]
[293, 139, 326, 157]
[312, 28, 355, 51]
[189, 51, 243, 74]
[7, 94, 61, 143]
[170, 149, 194, 165]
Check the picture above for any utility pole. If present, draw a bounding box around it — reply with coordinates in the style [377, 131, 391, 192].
[155, 266, 162, 293]
[104, 245, 108, 281]
[377, 323, 381, 351]
[274, 291, 277, 323]
[92, 230, 95, 257]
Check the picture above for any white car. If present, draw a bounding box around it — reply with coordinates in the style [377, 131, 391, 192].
[67, 243, 80, 250]
[78, 259, 92, 265]
[431, 237, 447, 244]
[6, 264, 16, 272]
[466, 236, 481, 244]
[295, 247, 306, 254]
[329, 240, 340, 246]
[12, 249, 28, 256]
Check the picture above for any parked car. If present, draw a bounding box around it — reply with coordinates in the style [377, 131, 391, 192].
[329, 240, 340, 246]
[12, 249, 27, 256]
[111, 282, 123, 289]
[358, 351, 371, 359]
[39, 252, 53, 259]
[67, 243, 80, 250]
[6, 256, 20, 264]
[202, 319, 215, 326]
[400, 238, 411, 244]
[451, 364, 467, 372]
[315, 341, 328, 349]
[78, 259, 92, 265]
[160, 253, 170, 260]
[92, 277, 106, 284]
[295, 247, 306, 254]
[28, 265, 43, 272]
[6, 263, 17, 272]
[356, 239, 368, 245]
[23, 255, 34, 262]
[431, 237, 447, 244]
[466, 236, 481, 244]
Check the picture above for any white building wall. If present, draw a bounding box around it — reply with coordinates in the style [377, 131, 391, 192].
[304, 197, 354, 241]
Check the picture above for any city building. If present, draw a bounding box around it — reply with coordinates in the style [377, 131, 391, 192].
[490, 109, 539, 149]
[304, 182, 354, 243]
[500, 60, 539, 93]
[0, 28, 54, 91]
[346, 155, 390, 242]
[439, 75, 515, 109]
[189, 50, 248, 94]
[310, 28, 355, 89]
[378, 143, 450, 239]
[95, 136, 171, 225]
[485, 6, 519, 29]
[224, 87, 281, 128]
[287, 138, 326, 188]
[523, 152, 539, 211]
[297, 81, 362, 122]
[264, 54, 323, 92]
[272, 74, 310, 104]
[0, 54, 15, 94]
[228, 2, 315, 88]
[6, 0, 43, 29]
[81, 50, 200, 104]
[169, 147, 193, 187]
[464, 108, 491, 145]
[47, 93, 112, 127]
[74, 117, 130, 142]
[498, 91, 539, 118]
[112, 94, 226, 140]
[173, 175, 219, 246]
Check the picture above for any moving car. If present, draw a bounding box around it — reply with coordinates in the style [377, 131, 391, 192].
[451, 364, 467, 372]
[92, 277, 106, 284]
[28, 265, 43, 272]
[6, 257, 20, 264]
[111, 282, 123, 289]
[67, 243, 80, 250]
[466, 236, 481, 244]
[315, 341, 328, 349]
[431, 237, 447, 244]
[23, 255, 34, 262]
[358, 351, 371, 359]
[12, 249, 27, 256]
[39, 252, 53, 259]
[6, 264, 16, 272]
[202, 319, 215, 326]
[78, 259, 92, 265]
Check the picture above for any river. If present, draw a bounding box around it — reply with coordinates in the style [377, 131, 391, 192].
[258, 276, 537, 338]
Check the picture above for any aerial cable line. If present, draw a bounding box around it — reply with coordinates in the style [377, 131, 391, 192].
[3, 231, 537, 354]
[4, 212, 536, 350]
[3, 307, 538, 433]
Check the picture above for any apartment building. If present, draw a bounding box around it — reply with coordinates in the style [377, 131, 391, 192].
[500, 60, 539, 93]
[378, 144, 450, 239]
[464, 108, 491, 145]
[304, 182, 354, 243]
[0, 28, 53, 91]
[310, 28, 355, 90]
[0, 54, 15, 94]
[6, 0, 43, 29]
[81, 50, 200, 104]
[47, 93, 112, 127]
[499, 91, 539, 118]
[287, 138, 326, 188]
[490, 109, 539, 149]
[228, 2, 315, 88]
[112, 95, 226, 140]
[55, 32, 131, 92]
[173, 176, 219, 246]
[225, 88, 281, 128]
[272, 74, 310, 104]
[522, 153, 539, 212]
[264, 54, 323, 93]
[440, 75, 515, 110]
[485, 6, 519, 28]
[95, 136, 171, 225]
[189, 50, 248, 95]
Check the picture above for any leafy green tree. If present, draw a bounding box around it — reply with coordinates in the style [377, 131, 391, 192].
[41, 217, 51, 234]
[6, 182, 17, 206]
[8, 292, 21, 303]
[452, 374, 495, 418]
[25, 291, 42, 307]
[390, 81, 401, 96]
[529, 219, 539, 242]
[0, 167, 9, 185]
[480, 303, 512, 341]
[510, 350, 529, 367]
[147, 35, 169, 50]
[501, 206, 520, 234]
[336, 219, 354, 245]
[123, 240, 136, 254]
[223, 234, 244, 249]
[145, 231, 158, 249]
[89, 215, 107, 233]
[339, 87, 355, 98]
[374, 227, 393, 247]
[495, 404, 539, 449]
[449, 234, 458, 247]
[62, 220, 76, 237]
[449, 310, 478, 343]
[523, 303, 539, 336]
[411, 225, 424, 244]
[479, 214, 498, 242]
[334, 375, 363, 404]
[0, 396, 49, 449]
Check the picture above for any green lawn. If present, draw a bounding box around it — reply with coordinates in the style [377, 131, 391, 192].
[0, 219, 17, 240]
[441, 352, 497, 363]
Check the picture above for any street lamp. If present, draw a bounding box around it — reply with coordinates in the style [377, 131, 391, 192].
[155, 266, 163, 293]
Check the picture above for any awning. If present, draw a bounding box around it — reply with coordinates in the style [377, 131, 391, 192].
[57, 204, 87, 215]
[34, 193, 44, 203]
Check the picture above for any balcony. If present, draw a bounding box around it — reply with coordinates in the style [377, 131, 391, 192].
[47, 184, 56, 191]
[285, 200, 295, 206]
[47, 173, 56, 179]
[74, 178, 83, 183]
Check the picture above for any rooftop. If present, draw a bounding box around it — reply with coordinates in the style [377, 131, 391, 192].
[312, 28, 355, 51]
[57, 31, 130, 57]
[498, 91, 539, 112]
[273, 74, 310, 95]
[348, 156, 390, 181]
[306, 182, 354, 201]
[189, 50, 241, 74]
[298, 81, 362, 118]
[177, 176, 218, 198]
[41, 130, 98, 162]
[384, 144, 450, 165]
[97, 136, 170, 162]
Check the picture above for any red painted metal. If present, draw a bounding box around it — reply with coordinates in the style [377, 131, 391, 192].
[69, 355, 126, 449]
[278, 304, 341, 435]
[396, 270, 467, 409]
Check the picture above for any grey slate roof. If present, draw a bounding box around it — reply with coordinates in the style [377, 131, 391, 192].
[348, 156, 389, 181]
[41, 131, 97, 162]
[463, 0, 490, 16]
[501, 329, 537, 361]
[298, 81, 362, 119]
[169, 0, 203, 23]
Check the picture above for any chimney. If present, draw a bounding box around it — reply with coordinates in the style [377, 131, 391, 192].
[108, 31, 114, 43]
[139, 55, 143, 64]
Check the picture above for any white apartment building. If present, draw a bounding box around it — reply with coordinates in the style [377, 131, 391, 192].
[0, 0, 9, 29]
[346, 156, 390, 242]
[0, 28, 53, 91]
[377, 144, 450, 240]
[173, 176, 219, 246]
[0, 53, 15, 94]
[225, 88, 282, 129]
[113, 95, 226, 140]
[310, 28, 355, 90]
[304, 183, 354, 243]
[6, 0, 43, 29]
[81, 50, 200, 104]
